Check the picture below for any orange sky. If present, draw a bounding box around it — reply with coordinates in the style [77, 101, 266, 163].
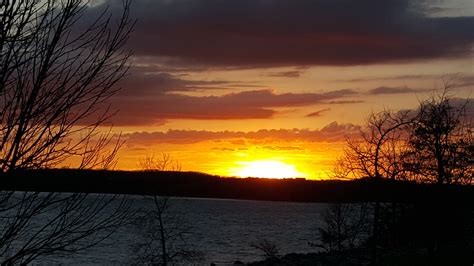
[109, 59, 472, 179]
[82, 0, 473, 179]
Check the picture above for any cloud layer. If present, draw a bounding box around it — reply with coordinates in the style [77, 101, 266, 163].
[124, 121, 361, 145]
[368, 86, 424, 95]
[90, 0, 473, 67]
[107, 88, 356, 125]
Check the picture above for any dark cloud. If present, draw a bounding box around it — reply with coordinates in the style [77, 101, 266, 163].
[368, 86, 424, 95]
[336, 74, 474, 91]
[401, 97, 473, 121]
[123, 121, 361, 145]
[266, 71, 302, 78]
[305, 108, 331, 117]
[449, 98, 474, 120]
[325, 100, 365, 104]
[109, 89, 356, 125]
[120, 72, 226, 93]
[335, 73, 474, 84]
[453, 75, 474, 88]
[118, 66, 257, 95]
[89, 0, 473, 67]
[336, 74, 437, 82]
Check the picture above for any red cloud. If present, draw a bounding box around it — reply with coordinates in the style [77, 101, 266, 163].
[100, 89, 356, 126]
[305, 108, 331, 117]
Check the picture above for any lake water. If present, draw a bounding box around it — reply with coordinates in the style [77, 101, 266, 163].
[41, 196, 328, 264]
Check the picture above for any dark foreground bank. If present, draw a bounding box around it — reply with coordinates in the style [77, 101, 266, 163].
[249, 247, 473, 266]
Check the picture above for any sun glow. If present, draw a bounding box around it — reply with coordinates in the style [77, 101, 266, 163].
[231, 160, 307, 179]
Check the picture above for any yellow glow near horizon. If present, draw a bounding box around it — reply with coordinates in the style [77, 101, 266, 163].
[231, 160, 308, 179]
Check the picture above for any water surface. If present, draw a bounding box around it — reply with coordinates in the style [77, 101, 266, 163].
[45, 197, 327, 264]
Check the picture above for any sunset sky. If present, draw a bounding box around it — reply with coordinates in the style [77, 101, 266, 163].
[87, 0, 473, 178]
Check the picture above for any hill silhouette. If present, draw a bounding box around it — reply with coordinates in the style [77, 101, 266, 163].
[3, 169, 472, 203]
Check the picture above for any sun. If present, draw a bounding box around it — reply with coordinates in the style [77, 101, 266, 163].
[231, 160, 307, 179]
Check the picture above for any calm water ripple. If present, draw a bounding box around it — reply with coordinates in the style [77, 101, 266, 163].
[41, 196, 328, 264]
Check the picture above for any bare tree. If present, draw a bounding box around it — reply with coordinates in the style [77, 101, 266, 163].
[404, 88, 473, 185]
[131, 196, 203, 266]
[334, 110, 412, 181]
[138, 152, 182, 172]
[250, 238, 280, 260]
[133, 155, 200, 265]
[334, 110, 413, 264]
[0, 0, 134, 263]
[335, 84, 473, 264]
[336, 85, 472, 185]
[310, 203, 370, 253]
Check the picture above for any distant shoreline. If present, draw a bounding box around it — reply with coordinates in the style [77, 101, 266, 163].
[3, 169, 472, 203]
